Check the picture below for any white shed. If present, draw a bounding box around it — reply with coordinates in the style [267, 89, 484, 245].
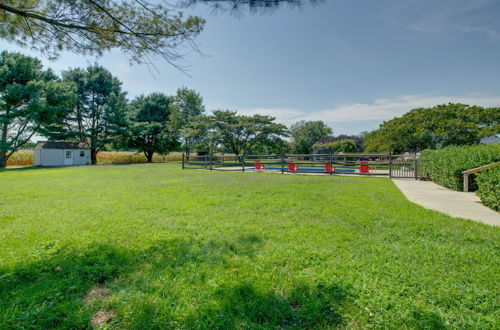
[34, 141, 91, 167]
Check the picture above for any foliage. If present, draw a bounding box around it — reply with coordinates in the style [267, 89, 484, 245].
[59, 65, 128, 164]
[126, 93, 179, 162]
[182, 0, 323, 14]
[364, 103, 500, 153]
[171, 87, 205, 155]
[0, 51, 75, 168]
[0, 1, 205, 67]
[420, 144, 500, 191]
[315, 134, 363, 151]
[209, 110, 288, 156]
[0, 1, 321, 69]
[0, 164, 498, 328]
[289, 120, 332, 154]
[179, 114, 216, 153]
[476, 167, 500, 211]
[313, 139, 358, 153]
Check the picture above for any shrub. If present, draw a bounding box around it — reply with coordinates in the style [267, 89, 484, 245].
[313, 139, 358, 153]
[420, 144, 500, 191]
[476, 167, 500, 211]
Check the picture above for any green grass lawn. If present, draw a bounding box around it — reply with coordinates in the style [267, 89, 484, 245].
[0, 164, 498, 329]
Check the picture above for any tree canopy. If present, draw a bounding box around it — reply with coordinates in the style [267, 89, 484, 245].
[171, 87, 205, 156]
[363, 103, 500, 153]
[0, 51, 75, 168]
[60, 64, 128, 164]
[0, 0, 205, 67]
[206, 110, 288, 156]
[0, 0, 321, 68]
[289, 120, 332, 154]
[126, 93, 179, 162]
[313, 139, 358, 153]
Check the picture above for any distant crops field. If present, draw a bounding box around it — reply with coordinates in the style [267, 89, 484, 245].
[7, 150, 183, 166]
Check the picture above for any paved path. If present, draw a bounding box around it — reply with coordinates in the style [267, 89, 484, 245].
[392, 179, 500, 226]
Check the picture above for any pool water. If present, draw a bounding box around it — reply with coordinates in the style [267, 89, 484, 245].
[262, 167, 357, 173]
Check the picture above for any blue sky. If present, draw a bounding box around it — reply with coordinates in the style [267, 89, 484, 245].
[2, 0, 500, 134]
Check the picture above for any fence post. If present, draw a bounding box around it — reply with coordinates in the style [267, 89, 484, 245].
[281, 154, 285, 174]
[182, 152, 185, 169]
[414, 155, 418, 180]
[463, 173, 469, 192]
[242, 154, 245, 172]
[329, 152, 333, 175]
[389, 152, 393, 178]
[209, 153, 213, 171]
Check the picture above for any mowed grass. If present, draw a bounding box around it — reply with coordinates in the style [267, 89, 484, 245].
[0, 164, 498, 329]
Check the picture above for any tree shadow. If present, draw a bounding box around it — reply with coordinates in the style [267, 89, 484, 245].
[0, 166, 43, 172]
[0, 235, 350, 328]
[0, 244, 130, 328]
[184, 282, 350, 329]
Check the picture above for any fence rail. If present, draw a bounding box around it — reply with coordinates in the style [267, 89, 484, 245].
[182, 152, 421, 179]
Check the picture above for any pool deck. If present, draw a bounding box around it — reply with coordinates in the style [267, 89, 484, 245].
[392, 179, 500, 227]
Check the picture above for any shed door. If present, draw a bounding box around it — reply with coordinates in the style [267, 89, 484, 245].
[64, 150, 74, 166]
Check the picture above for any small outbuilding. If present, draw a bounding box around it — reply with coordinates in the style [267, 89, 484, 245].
[34, 141, 91, 167]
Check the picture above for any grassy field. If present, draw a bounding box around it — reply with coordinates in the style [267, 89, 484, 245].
[0, 164, 498, 329]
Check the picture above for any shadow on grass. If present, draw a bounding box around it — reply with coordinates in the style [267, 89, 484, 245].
[184, 282, 349, 329]
[0, 244, 129, 328]
[0, 166, 42, 172]
[0, 235, 350, 328]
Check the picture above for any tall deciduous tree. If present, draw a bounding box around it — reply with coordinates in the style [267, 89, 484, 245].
[208, 110, 288, 156]
[126, 93, 179, 162]
[289, 120, 332, 154]
[171, 87, 205, 157]
[0, 51, 75, 168]
[60, 65, 127, 164]
[363, 103, 500, 153]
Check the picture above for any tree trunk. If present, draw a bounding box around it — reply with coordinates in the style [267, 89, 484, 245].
[91, 149, 98, 165]
[0, 152, 7, 169]
[146, 151, 154, 163]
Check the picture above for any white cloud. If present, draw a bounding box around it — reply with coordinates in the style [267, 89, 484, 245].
[235, 93, 500, 127]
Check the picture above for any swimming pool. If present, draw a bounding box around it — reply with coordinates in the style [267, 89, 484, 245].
[262, 167, 357, 173]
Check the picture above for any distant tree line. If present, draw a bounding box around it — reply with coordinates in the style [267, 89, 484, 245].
[0, 51, 338, 168]
[4, 51, 494, 168]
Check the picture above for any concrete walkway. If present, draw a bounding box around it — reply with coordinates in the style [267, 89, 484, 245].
[392, 179, 500, 227]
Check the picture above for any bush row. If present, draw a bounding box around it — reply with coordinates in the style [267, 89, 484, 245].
[7, 151, 183, 166]
[420, 144, 500, 191]
[476, 167, 500, 211]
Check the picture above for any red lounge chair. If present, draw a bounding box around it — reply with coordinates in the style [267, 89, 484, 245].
[358, 161, 371, 173]
[288, 161, 298, 172]
[325, 162, 336, 173]
[254, 160, 265, 171]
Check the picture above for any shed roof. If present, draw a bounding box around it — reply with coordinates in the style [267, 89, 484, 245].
[36, 141, 89, 149]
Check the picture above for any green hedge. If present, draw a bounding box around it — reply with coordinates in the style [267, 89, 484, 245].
[420, 144, 500, 191]
[476, 167, 500, 211]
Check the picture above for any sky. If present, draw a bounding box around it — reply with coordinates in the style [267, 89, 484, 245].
[2, 0, 500, 135]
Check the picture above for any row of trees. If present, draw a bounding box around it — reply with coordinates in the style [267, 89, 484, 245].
[1, 51, 345, 168]
[363, 104, 500, 153]
[0, 51, 205, 167]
